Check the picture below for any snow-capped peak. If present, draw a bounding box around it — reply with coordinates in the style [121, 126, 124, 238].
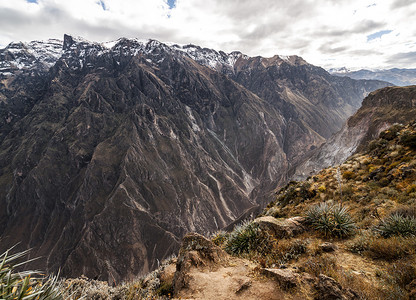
[328, 67, 351, 74]
[0, 38, 63, 76]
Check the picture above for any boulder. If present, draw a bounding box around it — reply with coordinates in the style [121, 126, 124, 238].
[254, 216, 306, 238]
[262, 268, 299, 289]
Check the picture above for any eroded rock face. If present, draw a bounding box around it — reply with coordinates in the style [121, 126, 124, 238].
[294, 86, 416, 180]
[0, 35, 390, 281]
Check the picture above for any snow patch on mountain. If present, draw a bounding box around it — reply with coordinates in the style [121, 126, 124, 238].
[0, 39, 62, 76]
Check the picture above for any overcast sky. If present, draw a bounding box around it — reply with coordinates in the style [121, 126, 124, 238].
[0, 0, 415, 70]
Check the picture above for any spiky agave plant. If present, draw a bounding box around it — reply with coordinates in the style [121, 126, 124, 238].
[224, 221, 271, 256]
[305, 202, 332, 235]
[332, 205, 357, 238]
[376, 213, 416, 237]
[0, 247, 63, 300]
[306, 203, 356, 238]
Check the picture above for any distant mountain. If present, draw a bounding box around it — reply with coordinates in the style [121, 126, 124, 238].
[0, 34, 389, 282]
[329, 67, 416, 86]
[293, 85, 416, 180]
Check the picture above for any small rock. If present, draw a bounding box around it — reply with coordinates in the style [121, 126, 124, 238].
[319, 242, 338, 253]
[235, 279, 252, 294]
[262, 268, 298, 289]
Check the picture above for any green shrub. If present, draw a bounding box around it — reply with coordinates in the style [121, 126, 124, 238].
[225, 221, 271, 256]
[305, 203, 356, 238]
[211, 230, 229, 247]
[376, 213, 416, 237]
[399, 131, 416, 149]
[0, 248, 63, 300]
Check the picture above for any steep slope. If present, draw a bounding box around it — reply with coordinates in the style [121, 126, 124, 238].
[294, 85, 416, 180]
[174, 44, 390, 158]
[0, 39, 62, 141]
[171, 44, 389, 194]
[0, 35, 389, 282]
[65, 121, 416, 299]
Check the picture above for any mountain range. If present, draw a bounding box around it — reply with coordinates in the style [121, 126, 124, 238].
[0, 34, 390, 282]
[329, 67, 416, 86]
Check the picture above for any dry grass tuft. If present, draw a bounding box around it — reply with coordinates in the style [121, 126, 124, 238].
[365, 236, 416, 260]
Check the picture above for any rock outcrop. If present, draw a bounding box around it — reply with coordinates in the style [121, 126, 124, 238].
[262, 268, 299, 289]
[253, 216, 305, 238]
[173, 233, 228, 291]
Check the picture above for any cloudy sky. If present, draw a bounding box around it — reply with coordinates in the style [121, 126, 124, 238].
[0, 0, 415, 70]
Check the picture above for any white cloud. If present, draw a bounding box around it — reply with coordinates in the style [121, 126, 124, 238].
[0, 0, 415, 70]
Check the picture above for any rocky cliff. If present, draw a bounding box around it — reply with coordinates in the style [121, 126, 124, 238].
[0, 34, 389, 282]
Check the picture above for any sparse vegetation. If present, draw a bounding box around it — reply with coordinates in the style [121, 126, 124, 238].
[5, 121, 415, 299]
[273, 238, 308, 266]
[255, 122, 416, 298]
[379, 124, 403, 141]
[272, 181, 316, 208]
